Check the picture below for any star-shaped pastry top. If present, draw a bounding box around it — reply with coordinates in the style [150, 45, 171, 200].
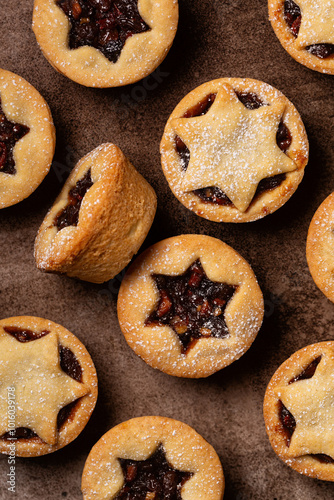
[276, 353, 334, 458]
[171, 83, 296, 212]
[145, 259, 238, 354]
[0, 332, 88, 445]
[116, 444, 193, 499]
[294, 0, 334, 49]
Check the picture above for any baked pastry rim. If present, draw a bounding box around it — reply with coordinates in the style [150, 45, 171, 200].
[306, 192, 334, 303]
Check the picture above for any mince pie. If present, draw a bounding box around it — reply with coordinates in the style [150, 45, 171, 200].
[160, 78, 308, 223]
[117, 234, 264, 377]
[0, 316, 97, 457]
[32, 0, 178, 87]
[34, 143, 157, 283]
[82, 416, 224, 499]
[269, 0, 334, 74]
[264, 341, 334, 481]
[0, 69, 55, 209]
[306, 192, 334, 303]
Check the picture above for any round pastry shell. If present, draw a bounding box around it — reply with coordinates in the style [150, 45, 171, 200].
[264, 341, 334, 481]
[117, 234, 264, 378]
[82, 415, 224, 500]
[306, 192, 334, 303]
[32, 0, 179, 87]
[0, 315, 98, 458]
[0, 69, 55, 209]
[160, 77, 308, 223]
[269, 0, 334, 75]
[34, 142, 157, 284]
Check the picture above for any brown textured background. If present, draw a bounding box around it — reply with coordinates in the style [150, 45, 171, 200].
[1, 0, 334, 498]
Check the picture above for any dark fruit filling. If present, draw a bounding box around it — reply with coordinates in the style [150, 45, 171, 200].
[289, 356, 321, 384]
[284, 0, 334, 59]
[3, 326, 50, 342]
[235, 91, 265, 110]
[116, 444, 193, 500]
[279, 400, 296, 445]
[279, 356, 334, 464]
[55, 169, 93, 230]
[175, 91, 291, 207]
[1, 326, 83, 441]
[0, 97, 29, 175]
[56, 0, 150, 63]
[145, 260, 238, 354]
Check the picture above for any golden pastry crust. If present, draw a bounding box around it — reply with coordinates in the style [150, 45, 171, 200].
[34, 143, 157, 283]
[264, 341, 334, 481]
[32, 0, 178, 87]
[160, 78, 308, 223]
[0, 316, 97, 458]
[117, 234, 264, 378]
[82, 416, 224, 500]
[0, 69, 55, 209]
[269, 0, 334, 75]
[306, 192, 334, 303]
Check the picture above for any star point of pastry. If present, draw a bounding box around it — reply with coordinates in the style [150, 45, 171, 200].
[276, 354, 334, 459]
[294, 0, 334, 49]
[171, 83, 296, 212]
[0, 332, 89, 446]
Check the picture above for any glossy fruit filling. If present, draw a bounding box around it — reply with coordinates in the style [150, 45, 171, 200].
[145, 259, 237, 354]
[116, 444, 193, 500]
[56, 0, 150, 63]
[0, 97, 29, 175]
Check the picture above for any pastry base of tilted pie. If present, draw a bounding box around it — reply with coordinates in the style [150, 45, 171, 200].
[117, 234, 264, 378]
[160, 77, 308, 223]
[264, 341, 334, 481]
[0, 316, 97, 457]
[82, 416, 224, 500]
[34, 143, 157, 284]
[269, 0, 334, 74]
[32, 0, 178, 88]
[306, 193, 334, 303]
[0, 69, 55, 209]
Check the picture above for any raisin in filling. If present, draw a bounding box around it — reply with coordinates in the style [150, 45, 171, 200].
[56, 0, 150, 64]
[0, 97, 29, 175]
[116, 444, 193, 500]
[55, 169, 93, 230]
[145, 260, 238, 354]
[175, 91, 291, 207]
[279, 356, 334, 464]
[1, 326, 82, 441]
[284, 0, 334, 59]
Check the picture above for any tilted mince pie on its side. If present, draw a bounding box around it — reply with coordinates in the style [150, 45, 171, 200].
[117, 234, 264, 378]
[32, 0, 179, 87]
[264, 341, 334, 481]
[306, 192, 334, 303]
[0, 316, 97, 458]
[0, 69, 55, 209]
[160, 78, 308, 223]
[269, 0, 334, 74]
[82, 416, 224, 500]
[34, 142, 157, 284]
